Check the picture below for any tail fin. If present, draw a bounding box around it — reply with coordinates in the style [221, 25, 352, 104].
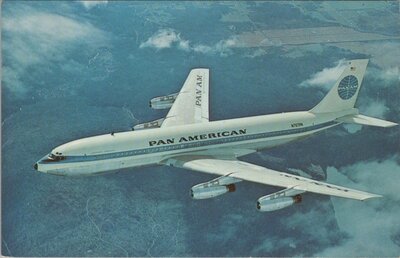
[311, 59, 398, 128]
[310, 59, 369, 113]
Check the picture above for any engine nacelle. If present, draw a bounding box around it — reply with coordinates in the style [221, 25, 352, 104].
[191, 184, 236, 200]
[132, 118, 165, 131]
[149, 92, 178, 109]
[257, 194, 302, 212]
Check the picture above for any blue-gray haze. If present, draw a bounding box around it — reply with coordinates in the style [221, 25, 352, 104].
[2, 1, 400, 256]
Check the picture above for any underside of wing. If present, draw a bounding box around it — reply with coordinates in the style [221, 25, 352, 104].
[161, 68, 209, 127]
[165, 156, 381, 201]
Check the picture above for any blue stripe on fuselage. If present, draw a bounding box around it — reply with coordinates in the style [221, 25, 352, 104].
[40, 121, 338, 164]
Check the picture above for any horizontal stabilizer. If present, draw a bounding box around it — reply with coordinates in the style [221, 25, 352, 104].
[337, 114, 398, 128]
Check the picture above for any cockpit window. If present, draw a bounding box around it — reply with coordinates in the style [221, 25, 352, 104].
[45, 153, 66, 162]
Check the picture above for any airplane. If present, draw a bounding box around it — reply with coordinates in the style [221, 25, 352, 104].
[34, 59, 398, 212]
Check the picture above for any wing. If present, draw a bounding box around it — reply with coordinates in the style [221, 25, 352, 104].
[166, 157, 381, 201]
[161, 68, 209, 127]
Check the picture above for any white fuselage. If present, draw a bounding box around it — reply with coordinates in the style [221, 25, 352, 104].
[35, 109, 355, 176]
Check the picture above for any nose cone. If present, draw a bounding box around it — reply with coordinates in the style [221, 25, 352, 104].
[34, 155, 50, 173]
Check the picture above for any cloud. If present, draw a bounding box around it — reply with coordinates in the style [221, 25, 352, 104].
[178, 39, 190, 51]
[191, 37, 238, 56]
[318, 157, 400, 256]
[366, 66, 400, 89]
[212, 37, 238, 55]
[2, 10, 107, 96]
[244, 48, 268, 58]
[381, 66, 400, 82]
[300, 59, 347, 90]
[80, 1, 108, 10]
[373, 66, 400, 84]
[2, 66, 27, 96]
[252, 236, 299, 255]
[342, 124, 362, 134]
[4, 11, 107, 49]
[191, 44, 213, 54]
[140, 29, 189, 51]
[251, 202, 341, 256]
[139, 28, 238, 56]
[360, 99, 389, 118]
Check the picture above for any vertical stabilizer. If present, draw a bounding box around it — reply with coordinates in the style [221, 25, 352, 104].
[310, 59, 369, 113]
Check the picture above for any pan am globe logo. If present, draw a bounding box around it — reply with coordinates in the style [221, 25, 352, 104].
[337, 75, 358, 100]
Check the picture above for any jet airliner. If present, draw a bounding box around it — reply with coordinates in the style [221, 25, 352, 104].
[35, 59, 397, 212]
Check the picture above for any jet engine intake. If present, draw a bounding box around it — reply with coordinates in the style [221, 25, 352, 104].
[257, 194, 302, 212]
[149, 92, 178, 109]
[190, 174, 241, 199]
[133, 118, 165, 131]
[191, 184, 236, 200]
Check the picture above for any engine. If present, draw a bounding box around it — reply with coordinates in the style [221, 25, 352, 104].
[190, 174, 241, 199]
[132, 118, 164, 131]
[257, 194, 302, 212]
[149, 92, 178, 109]
[191, 183, 236, 199]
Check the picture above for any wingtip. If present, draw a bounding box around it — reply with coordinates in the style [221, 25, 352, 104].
[362, 193, 383, 201]
[190, 67, 210, 72]
[349, 58, 369, 64]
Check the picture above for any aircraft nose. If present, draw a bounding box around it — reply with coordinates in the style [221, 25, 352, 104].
[34, 163, 38, 170]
